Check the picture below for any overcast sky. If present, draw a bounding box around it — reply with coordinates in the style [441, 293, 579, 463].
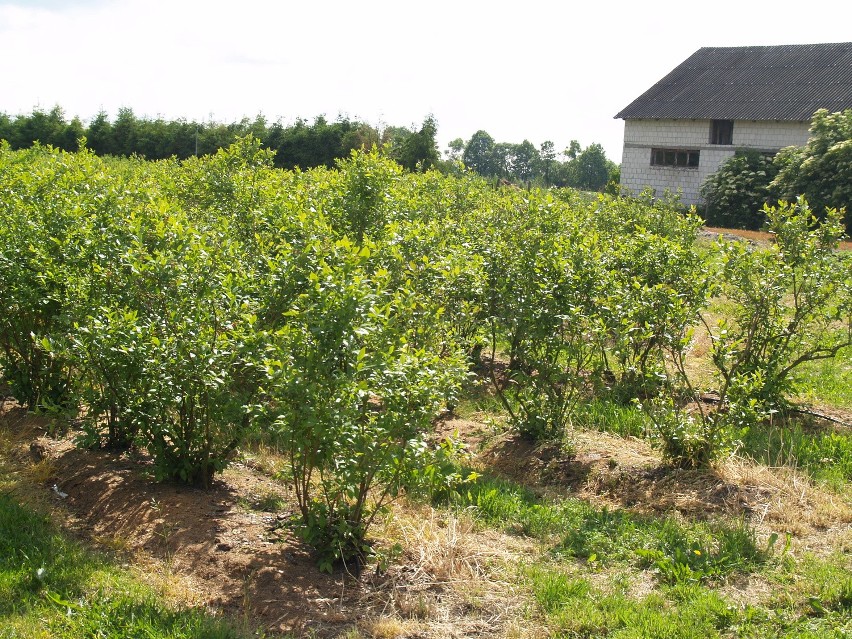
[1, 0, 850, 162]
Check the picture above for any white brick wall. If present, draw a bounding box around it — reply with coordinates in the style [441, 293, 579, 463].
[619, 119, 810, 206]
[733, 120, 810, 148]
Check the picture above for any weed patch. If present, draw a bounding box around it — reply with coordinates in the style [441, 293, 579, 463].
[527, 563, 737, 638]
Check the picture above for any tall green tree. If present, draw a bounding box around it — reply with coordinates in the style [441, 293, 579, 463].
[462, 130, 498, 177]
[539, 140, 557, 185]
[446, 137, 465, 161]
[491, 142, 513, 179]
[0, 113, 11, 144]
[8, 106, 82, 152]
[554, 142, 614, 191]
[393, 115, 439, 172]
[571, 143, 612, 191]
[508, 139, 539, 182]
[111, 107, 141, 156]
[565, 139, 581, 160]
[86, 111, 114, 155]
[271, 115, 358, 170]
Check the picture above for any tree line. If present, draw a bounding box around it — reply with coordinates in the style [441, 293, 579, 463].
[449, 131, 619, 190]
[0, 106, 618, 190]
[0, 106, 438, 172]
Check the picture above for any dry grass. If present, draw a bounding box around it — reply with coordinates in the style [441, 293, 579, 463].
[240, 440, 288, 476]
[356, 617, 418, 639]
[364, 503, 545, 638]
[719, 457, 852, 546]
[0, 401, 63, 509]
[703, 227, 774, 245]
[678, 314, 719, 390]
[131, 557, 211, 610]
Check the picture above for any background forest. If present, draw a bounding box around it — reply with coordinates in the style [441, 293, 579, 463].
[0, 106, 618, 190]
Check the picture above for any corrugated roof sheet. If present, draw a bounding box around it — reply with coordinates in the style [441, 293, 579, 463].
[614, 43, 852, 120]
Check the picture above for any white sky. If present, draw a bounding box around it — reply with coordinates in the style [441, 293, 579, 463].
[1, 0, 851, 162]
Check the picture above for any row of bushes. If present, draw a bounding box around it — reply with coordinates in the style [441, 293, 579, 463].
[1, 140, 850, 565]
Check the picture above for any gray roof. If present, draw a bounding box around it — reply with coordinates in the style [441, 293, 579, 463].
[615, 43, 852, 121]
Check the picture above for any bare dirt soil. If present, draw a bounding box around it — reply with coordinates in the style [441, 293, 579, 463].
[2, 401, 538, 638]
[6, 405, 351, 636]
[701, 226, 852, 251]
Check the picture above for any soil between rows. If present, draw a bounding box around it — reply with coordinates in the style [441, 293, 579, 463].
[2, 399, 851, 637]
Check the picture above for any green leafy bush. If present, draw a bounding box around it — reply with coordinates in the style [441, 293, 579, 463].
[651, 199, 852, 468]
[595, 203, 710, 400]
[483, 194, 603, 440]
[67, 308, 150, 450]
[700, 110, 852, 234]
[699, 150, 778, 230]
[2, 138, 848, 573]
[709, 200, 851, 413]
[262, 236, 467, 570]
[0, 143, 94, 410]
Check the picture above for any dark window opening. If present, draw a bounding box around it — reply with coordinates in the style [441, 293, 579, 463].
[710, 120, 734, 145]
[650, 148, 700, 168]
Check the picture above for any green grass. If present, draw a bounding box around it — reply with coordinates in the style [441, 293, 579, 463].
[442, 473, 768, 583]
[740, 421, 852, 489]
[237, 489, 287, 513]
[794, 345, 852, 409]
[443, 470, 850, 637]
[558, 397, 852, 490]
[527, 564, 852, 638]
[574, 399, 652, 438]
[768, 553, 852, 615]
[524, 551, 852, 638]
[452, 377, 506, 423]
[527, 566, 739, 638]
[0, 492, 253, 639]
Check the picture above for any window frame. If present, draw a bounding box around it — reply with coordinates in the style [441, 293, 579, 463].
[710, 120, 734, 145]
[650, 148, 700, 168]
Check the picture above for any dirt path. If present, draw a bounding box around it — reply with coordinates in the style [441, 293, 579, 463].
[701, 226, 852, 251]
